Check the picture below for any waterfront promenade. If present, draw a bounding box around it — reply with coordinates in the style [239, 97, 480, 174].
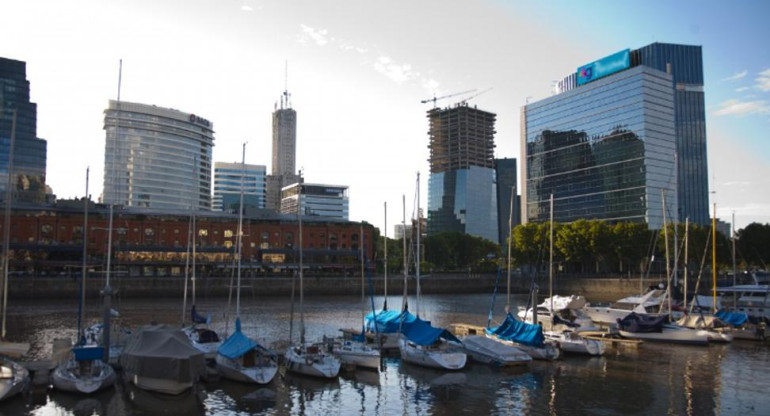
[9, 273, 662, 303]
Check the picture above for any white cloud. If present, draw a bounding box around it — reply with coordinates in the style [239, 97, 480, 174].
[298, 24, 329, 46]
[756, 68, 770, 92]
[241, 6, 253, 12]
[735, 86, 750, 92]
[373, 56, 418, 84]
[722, 70, 747, 81]
[712, 98, 770, 116]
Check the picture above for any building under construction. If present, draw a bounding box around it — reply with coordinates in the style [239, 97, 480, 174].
[426, 103, 498, 243]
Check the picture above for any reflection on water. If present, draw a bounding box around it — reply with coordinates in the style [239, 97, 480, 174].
[2, 293, 769, 415]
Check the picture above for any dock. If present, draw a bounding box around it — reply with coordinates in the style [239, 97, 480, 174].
[448, 323, 643, 349]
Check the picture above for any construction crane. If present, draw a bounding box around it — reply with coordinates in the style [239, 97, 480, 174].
[420, 89, 476, 107]
[459, 87, 493, 105]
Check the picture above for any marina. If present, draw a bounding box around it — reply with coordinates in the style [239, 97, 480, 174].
[0, 293, 767, 415]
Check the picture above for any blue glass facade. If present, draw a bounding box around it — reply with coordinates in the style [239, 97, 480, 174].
[495, 158, 518, 245]
[634, 43, 709, 225]
[213, 162, 266, 213]
[0, 57, 47, 203]
[428, 167, 498, 243]
[426, 105, 499, 243]
[523, 65, 677, 229]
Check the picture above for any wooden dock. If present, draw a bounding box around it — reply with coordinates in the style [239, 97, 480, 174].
[448, 323, 643, 349]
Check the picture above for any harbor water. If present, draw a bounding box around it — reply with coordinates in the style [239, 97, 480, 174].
[1, 293, 768, 415]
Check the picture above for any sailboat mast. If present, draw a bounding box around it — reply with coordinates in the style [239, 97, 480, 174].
[662, 190, 671, 316]
[0, 110, 13, 339]
[78, 168, 89, 342]
[182, 210, 191, 325]
[236, 143, 246, 318]
[732, 211, 737, 309]
[102, 59, 122, 363]
[415, 172, 421, 319]
[506, 186, 514, 313]
[191, 162, 197, 306]
[298, 181, 305, 346]
[684, 218, 689, 313]
[401, 194, 407, 313]
[549, 194, 554, 314]
[360, 224, 365, 327]
[383, 202, 388, 310]
[712, 203, 717, 313]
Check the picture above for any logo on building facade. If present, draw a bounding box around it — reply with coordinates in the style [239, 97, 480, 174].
[189, 114, 211, 128]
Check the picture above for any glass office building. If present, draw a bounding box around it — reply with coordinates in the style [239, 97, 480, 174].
[495, 158, 518, 245]
[103, 101, 214, 210]
[280, 183, 349, 220]
[522, 65, 677, 229]
[426, 104, 498, 243]
[213, 162, 266, 213]
[0, 57, 47, 204]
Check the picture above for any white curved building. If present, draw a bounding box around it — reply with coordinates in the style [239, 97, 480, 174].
[102, 100, 215, 210]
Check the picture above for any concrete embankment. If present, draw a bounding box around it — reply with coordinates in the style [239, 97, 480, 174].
[9, 273, 667, 303]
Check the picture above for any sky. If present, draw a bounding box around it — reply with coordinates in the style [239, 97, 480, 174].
[2, 0, 769, 235]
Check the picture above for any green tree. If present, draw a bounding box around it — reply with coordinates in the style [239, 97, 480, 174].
[737, 223, 770, 268]
[611, 222, 652, 274]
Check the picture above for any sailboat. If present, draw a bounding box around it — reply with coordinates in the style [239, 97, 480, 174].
[616, 191, 710, 346]
[182, 160, 222, 359]
[524, 195, 604, 356]
[0, 108, 30, 401]
[216, 143, 278, 384]
[331, 224, 381, 371]
[52, 168, 116, 394]
[363, 199, 411, 351]
[284, 179, 341, 378]
[398, 173, 467, 371]
[484, 193, 560, 361]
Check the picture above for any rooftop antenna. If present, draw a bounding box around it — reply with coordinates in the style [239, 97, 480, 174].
[281, 61, 291, 110]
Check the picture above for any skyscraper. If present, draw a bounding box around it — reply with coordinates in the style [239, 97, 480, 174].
[495, 157, 518, 246]
[536, 42, 709, 226]
[265, 90, 299, 212]
[102, 100, 214, 210]
[426, 103, 498, 242]
[0, 57, 47, 204]
[213, 161, 266, 213]
[522, 48, 678, 229]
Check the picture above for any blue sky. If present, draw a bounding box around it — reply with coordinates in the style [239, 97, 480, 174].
[1, 0, 768, 233]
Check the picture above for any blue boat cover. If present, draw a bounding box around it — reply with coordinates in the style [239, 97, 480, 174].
[217, 318, 259, 360]
[191, 305, 210, 325]
[485, 313, 545, 347]
[401, 316, 461, 346]
[715, 310, 748, 327]
[365, 310, 418, 333]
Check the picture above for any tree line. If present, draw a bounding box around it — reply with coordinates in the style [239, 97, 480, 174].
[372, 220, 770, 275]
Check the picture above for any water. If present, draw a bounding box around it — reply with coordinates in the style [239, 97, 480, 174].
[2, 293, 768, 415]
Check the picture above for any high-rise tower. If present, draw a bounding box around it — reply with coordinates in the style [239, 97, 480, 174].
[102, 100, 214, 210]
[0, 57, 47, 204]
[426, 103, 498, 242]
[265, 85, 299, 211]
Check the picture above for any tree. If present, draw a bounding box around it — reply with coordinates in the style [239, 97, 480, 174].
[737, 223, 770, 268]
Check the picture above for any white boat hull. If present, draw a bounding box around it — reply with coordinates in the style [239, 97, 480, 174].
[215, 355, 278, 384]
[619, 325, 710, 345]
[0, 358, 29, 402]
[461, 335, 531, 366]
[485, 334, 561, 361]
[284, 346, 341, 378]
[333, 341, 381, 371]
[399, 338, 466, 370]
[184, 326, 222, 360]
[52, 359, 116, 394]
[546, 332, 605, 356]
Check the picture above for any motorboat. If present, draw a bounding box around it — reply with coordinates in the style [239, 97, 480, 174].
[284, 343, 341, 378]
[119, 325, 206, 395]
[216, 318, 278, 384]
[584, 288, 672, 325]
[616, 313, 710, 345]
[518, 295, 604, 356]
[486, 313, 560, 361]
[52, 345, 116, 394]
[460, 335, 531, 367]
